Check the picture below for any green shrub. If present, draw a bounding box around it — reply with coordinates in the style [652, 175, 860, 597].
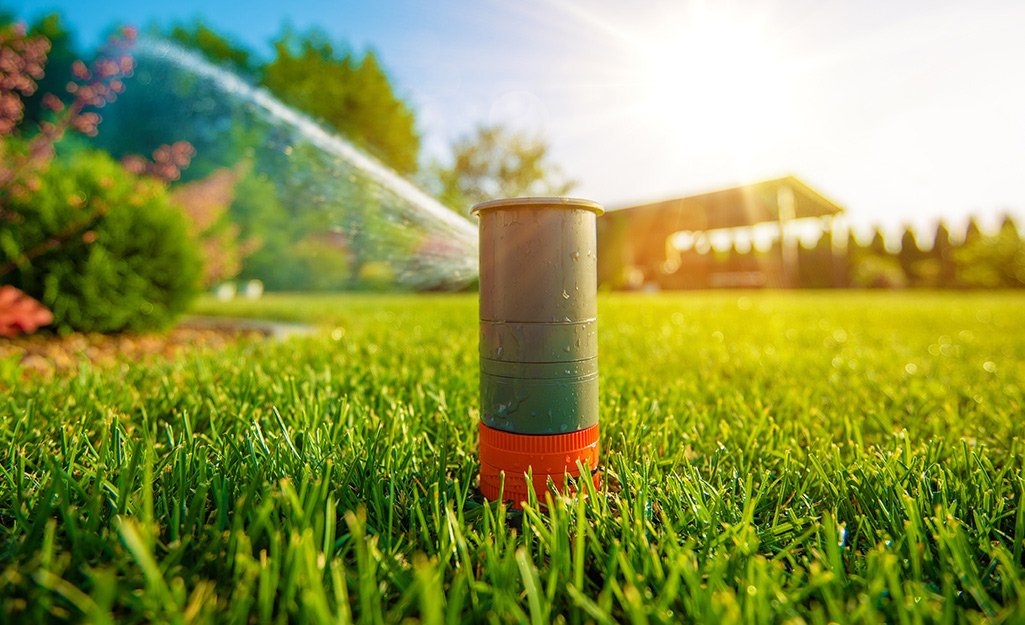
[0, 148, 201, 333]
[851, 253, 908, 289]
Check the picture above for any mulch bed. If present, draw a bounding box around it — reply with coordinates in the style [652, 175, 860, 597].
[1, 325, 268, 379]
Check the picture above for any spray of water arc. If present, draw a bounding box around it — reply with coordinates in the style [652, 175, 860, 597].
[124, 38, 477, 290]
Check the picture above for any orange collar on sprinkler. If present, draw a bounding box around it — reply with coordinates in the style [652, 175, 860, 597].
[472, 197, 603, 509]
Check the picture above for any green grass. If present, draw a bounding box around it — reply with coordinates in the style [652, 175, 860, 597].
[2, 291, 1024, 624]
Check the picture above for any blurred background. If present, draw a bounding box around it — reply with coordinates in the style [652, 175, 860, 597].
[1, 0, 1024, 337]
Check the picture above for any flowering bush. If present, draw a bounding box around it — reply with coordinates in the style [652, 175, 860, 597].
[168, 163, 260, 287]
[2, 148, 201, 333]
[0, 23, 49, 135]
[0, 23, 135, 190]
[122, 140, 195, 182]
[1, 23, 205, 333]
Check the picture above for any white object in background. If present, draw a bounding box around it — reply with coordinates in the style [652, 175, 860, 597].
[244, 280, 264, 300]
[215, 282, 236, 301]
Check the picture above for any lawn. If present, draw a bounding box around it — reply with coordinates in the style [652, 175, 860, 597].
[2, 291, 1024, 624]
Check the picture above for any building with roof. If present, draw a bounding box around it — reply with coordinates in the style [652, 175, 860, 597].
[597, 176, 847, 289]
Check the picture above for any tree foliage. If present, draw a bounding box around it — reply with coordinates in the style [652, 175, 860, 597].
[261, 30, 420, 175]
[842, 219, 1025, 289]
[437, 124, 575, 212]
[166, 21, 255, 74]
[954, 215, 1025, 288]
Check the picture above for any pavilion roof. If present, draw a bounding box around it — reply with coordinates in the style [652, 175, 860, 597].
[606, 176, 843, 232]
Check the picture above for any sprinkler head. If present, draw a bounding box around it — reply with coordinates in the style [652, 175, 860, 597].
[472, 197, 603, 506]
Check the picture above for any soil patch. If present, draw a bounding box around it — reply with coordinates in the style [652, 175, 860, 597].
[1, 317, 303, 379]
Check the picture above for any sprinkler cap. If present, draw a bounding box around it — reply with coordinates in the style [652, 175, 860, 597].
[471, 197, 604, 216]
[478, 422, 599, 505]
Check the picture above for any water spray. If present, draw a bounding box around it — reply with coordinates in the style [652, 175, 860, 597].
[125, 38, 478, 290]
[473, 197, 603, 505]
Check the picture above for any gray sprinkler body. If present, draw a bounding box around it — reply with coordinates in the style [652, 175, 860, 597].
[473, 197, 603, 436]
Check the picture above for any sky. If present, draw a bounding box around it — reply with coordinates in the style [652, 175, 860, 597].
[12, 0, 1025, 240]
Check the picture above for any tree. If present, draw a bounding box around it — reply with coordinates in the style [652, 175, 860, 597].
[797, 233, 833, 288]
[848, 227, 906, 288]
[437, 124, 575, 212]
[964, 218, 983, 246]
[954, 214, 1025, 288]
[868, 228, 888, 256]
[166, 20, 255, 74]
[929, 222, 956, 287]
[897, 227, 923, 285]
[261, 30, 420, 175]
[91, 29, 263, 183]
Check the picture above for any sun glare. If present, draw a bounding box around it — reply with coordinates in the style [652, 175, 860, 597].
[630, 8, 792, 148]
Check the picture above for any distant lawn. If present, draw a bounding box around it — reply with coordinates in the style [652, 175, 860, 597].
[3, 291, 1024, 623]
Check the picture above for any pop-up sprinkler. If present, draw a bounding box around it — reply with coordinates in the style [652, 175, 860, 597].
[472, 197, 603, 505]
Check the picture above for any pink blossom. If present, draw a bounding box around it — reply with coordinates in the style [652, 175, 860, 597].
[71, 60, 90, 80]
[41, 93, 63, 112]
